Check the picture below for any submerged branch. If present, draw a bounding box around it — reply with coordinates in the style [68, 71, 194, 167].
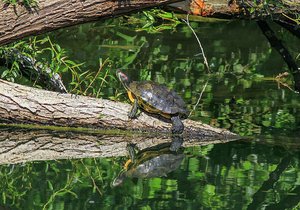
[247, 154, 293, 210]
[257, 20, 300, 92]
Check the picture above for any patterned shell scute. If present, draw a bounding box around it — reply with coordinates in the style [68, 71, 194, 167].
[129, 81, 188, 117]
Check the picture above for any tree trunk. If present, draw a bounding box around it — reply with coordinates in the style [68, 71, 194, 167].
[0, 0, 181, 46]
[1, 0, 299, 46]
[0, 79, 238, 139]
[0, 128, 236, 165]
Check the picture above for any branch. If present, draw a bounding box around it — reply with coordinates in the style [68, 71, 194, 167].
[0, 0, 181, 46]
[247, 154, 293, 210]
[257, 20, 300, 92]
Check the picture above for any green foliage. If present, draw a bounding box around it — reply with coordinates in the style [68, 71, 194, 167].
[1, 0, 38, 8]
[0, 41, 33, 82]
[36, 36, 114, 97]
[0, 61, 20, 83]
[0, 36, 114, 97]
[0, 158, 115, 209]
[126, 9, 181, 33]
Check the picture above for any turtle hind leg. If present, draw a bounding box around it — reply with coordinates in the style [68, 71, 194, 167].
[128, 99, 139, 118]
[171, 115, 184, 134]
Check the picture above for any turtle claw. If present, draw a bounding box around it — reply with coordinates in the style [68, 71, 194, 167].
[171, 116, 184, 134]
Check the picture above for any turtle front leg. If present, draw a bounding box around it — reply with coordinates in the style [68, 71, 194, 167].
[126, 143, 138, 163]
[128, 99, 139, 118]
[171, 116, 184, 134]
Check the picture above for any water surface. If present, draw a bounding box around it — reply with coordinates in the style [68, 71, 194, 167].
[1, 14, 300, 210]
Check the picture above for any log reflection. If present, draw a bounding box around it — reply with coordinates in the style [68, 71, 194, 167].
[0, 128, 238, 165]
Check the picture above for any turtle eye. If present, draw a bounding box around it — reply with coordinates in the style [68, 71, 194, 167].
[122, 74, 128, 81]
[118, 71, 128, 82]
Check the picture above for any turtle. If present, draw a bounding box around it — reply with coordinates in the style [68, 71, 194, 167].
[116, 69, 188, 134]
[111, 141, 184, 187]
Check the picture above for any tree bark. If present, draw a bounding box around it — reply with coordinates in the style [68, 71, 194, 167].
[0, 79, 238, 139]
[0, 128, 236, 165]
[0, 0, 181, 46]
[1, 0, 299, 47]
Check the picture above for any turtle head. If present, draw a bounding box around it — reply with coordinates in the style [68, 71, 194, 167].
[111, 170, 127, 187]
[116, 69, 130, 90]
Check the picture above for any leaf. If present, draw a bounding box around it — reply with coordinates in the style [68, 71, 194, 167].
[2, 192, 6, 204]
[242, 161, 252, 170]
[55, 44, 61, 52]
[1, 70, 9, 78]
[204, 184, 215, 195]
[12, 70, 18, 78]
[47, 181, 54, 191]
[116, 32, 136, 42]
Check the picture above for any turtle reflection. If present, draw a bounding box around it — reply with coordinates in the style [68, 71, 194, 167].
[112, 137, 184, 187]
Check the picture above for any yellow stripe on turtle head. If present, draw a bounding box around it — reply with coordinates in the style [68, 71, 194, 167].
[124, 159, 132, 170]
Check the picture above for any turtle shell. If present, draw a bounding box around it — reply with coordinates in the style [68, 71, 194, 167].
[111, 141, 184, 187]
[128, 81, 188, 118]
[124, 146, 184, 178]
[125, 153, 184, 178]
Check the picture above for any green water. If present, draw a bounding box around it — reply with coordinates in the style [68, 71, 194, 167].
[1, 13, 300, 209]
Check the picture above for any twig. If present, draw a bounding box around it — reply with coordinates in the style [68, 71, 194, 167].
[181, 14, 210, 73]
[81, 159, 103, 196]
[275, 72, 297, 93]
[188, 80, 208, 118]
[84, 58, 109, 96]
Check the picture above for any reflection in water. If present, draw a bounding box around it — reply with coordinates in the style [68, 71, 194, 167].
[0, 135, 299, 209]
[247, 153, 295, 210]
[112, 136, 184, 187]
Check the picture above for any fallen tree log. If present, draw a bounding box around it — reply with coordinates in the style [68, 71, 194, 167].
[1, 0, 300, 47]
[0, 0, 181, 46]
[0, 128, 238, 165]
[0, 79, 238, 139]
